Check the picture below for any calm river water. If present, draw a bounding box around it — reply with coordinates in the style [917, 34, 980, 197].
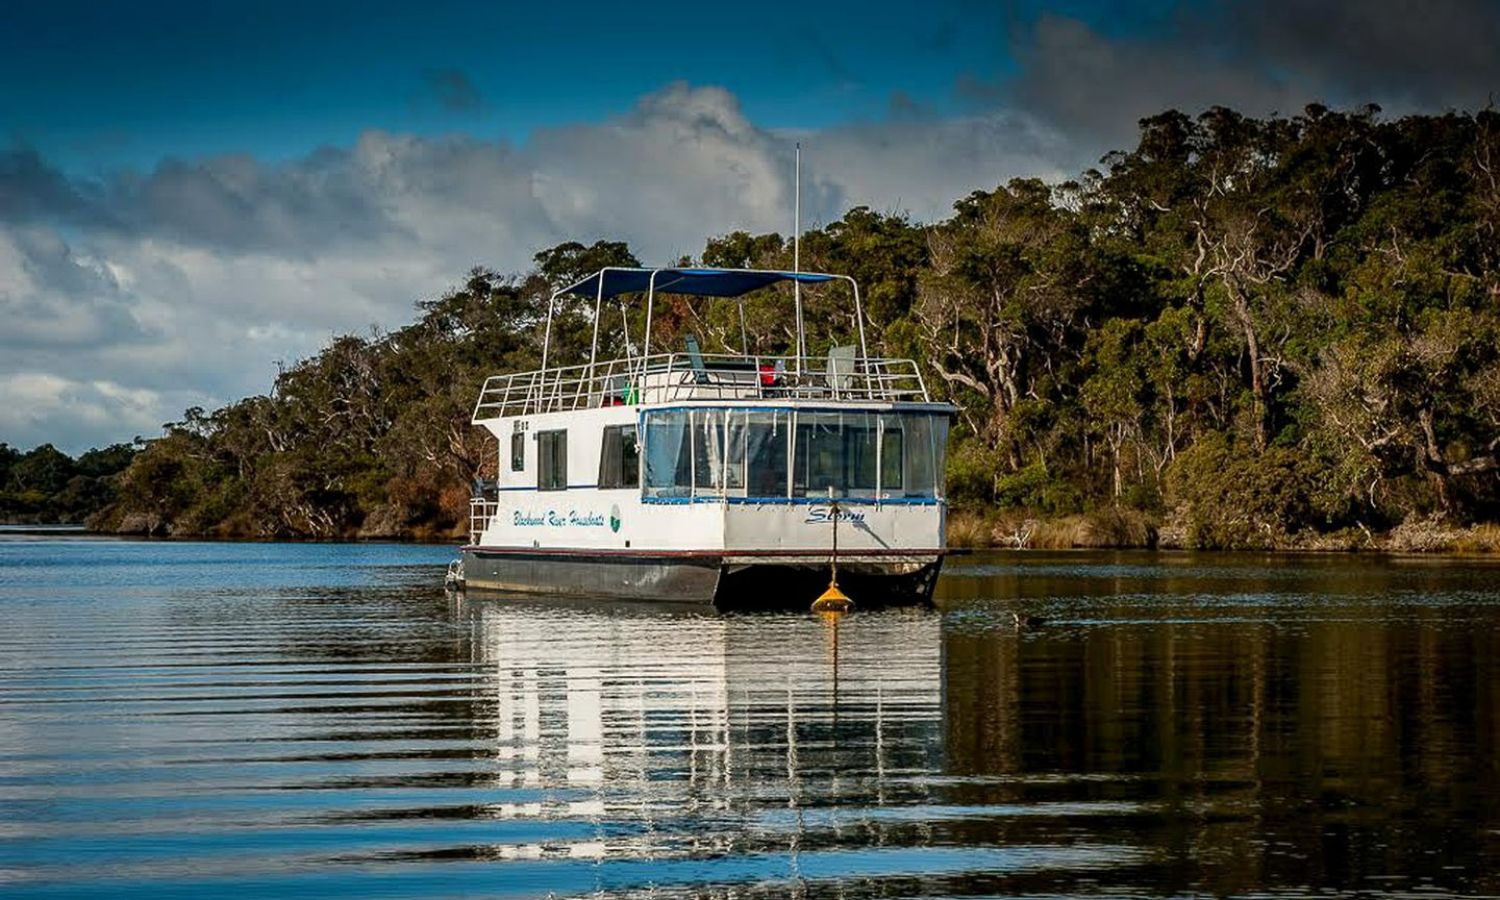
[3, 535, 1499, 897]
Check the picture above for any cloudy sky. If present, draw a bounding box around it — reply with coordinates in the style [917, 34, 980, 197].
[4, 0, 1499, 452]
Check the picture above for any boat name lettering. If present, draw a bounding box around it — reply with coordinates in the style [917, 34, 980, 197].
[514, 509, 607, 527]
[804, 506, 866, 525]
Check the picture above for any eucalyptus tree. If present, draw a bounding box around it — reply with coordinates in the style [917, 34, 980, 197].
[918, 178, 1127, 473]
[1305, 111, 1500, 521]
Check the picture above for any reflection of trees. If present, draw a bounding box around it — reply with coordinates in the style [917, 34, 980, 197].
[943, 600, 1500, 894]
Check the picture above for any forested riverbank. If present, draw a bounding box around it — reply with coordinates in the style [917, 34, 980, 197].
[1, 443, 137, 525]
[72, 105, 1500, 549]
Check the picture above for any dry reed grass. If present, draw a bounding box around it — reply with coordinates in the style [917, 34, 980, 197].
[946, 507, 1158, 549]
[946, 510, 998, 548]
[1450, 522, 1500, 553]
[952, 508, 1500, 554]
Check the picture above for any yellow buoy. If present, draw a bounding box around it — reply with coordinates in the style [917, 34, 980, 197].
[812, 581, 853, 614]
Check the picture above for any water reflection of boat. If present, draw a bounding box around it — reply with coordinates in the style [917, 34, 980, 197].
[454, 597, 942, 860]
[456, 268, 955, 605]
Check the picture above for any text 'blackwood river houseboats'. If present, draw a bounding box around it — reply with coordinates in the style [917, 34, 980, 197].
[452, 266, 955, 605]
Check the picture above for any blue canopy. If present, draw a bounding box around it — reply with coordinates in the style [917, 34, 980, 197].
[559, 267, 837, 300]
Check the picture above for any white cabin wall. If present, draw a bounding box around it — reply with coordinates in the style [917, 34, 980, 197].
[472, 402, 949, 553]
[476, 406, 730, 552]
[723, 503, 944, 554]
[481, 407, 636, 492]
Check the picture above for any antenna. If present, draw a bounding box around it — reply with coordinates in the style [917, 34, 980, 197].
[793, 142, 804, 371]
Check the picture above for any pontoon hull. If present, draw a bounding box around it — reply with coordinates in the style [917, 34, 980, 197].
[460, 548, 722, 601]
[458, 548, 942, 607]
[716, 556, 942, 608]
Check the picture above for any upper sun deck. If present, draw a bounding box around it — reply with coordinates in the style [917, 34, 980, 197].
[472, 351, 930, 420]
[471, 266, 931, 422]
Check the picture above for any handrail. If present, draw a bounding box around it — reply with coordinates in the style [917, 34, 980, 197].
[470, 499, 499, 538]
[471, 353, 930, 421]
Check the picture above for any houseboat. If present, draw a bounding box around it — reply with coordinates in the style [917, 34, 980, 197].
[454, 267, 954, 605]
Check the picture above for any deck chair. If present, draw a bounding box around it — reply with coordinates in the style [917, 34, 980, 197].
[684, 334, 710, 384]
[827, 345, 857, 397]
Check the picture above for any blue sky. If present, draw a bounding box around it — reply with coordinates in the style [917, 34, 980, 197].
[3, 0, 1499, 452]
[8, 0, 1033, 172]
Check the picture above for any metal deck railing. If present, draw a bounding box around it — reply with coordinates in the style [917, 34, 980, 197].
[471, 352, 929, 421]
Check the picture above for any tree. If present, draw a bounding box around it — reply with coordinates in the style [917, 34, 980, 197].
[1080, 319, 1148, 500]
[918, 179, 1125, 468]
[10, 445, 75, 496]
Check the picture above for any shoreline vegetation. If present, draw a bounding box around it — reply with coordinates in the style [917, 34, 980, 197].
[945, 509, 1500, 554]
[11, 105, 1500, 552]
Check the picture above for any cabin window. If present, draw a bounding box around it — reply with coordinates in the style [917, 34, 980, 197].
[881, 412, 946, 498]
[692, 410, 727, 493]
[644, 411, 692, 497]
[792, 412, 880, 499]
[536, 429, 567, 491]
[641, 408, 947, 501]
[598, 425, 640, 489]
[880, 422, 904, 493]
[510, 432, 525, 472]
[725, 410, 789, 496]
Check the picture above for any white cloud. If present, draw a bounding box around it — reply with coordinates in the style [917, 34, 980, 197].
[0, 227, 145, 349]
[814, 111, 1071, 220]
[0, 373, 195, 451]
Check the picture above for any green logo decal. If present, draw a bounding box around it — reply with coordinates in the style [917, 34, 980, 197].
[609, 503, 622, 533]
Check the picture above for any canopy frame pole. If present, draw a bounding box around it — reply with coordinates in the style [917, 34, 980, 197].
[539, 290, 559, 370]
[840, 275, 869, 360]
[640, 270, 660, 385]
[793, 143, 804, 375]
[538, 289, 561, 411]
[619, 300, 633, 366]
[584, 277, 605, 402]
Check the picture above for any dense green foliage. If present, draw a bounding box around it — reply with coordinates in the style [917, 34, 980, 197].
[91, 106, 1500, 546]
[1, 442, 138, 524]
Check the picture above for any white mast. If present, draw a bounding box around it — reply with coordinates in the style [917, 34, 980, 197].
[793, 142, 804, 371]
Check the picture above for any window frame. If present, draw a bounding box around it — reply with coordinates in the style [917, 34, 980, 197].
[535, 429, 568, 491]
[597, 424, 640, 490]
[510, 432, 525, 472]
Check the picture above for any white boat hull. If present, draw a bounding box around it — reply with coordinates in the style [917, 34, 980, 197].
[459, 547, 723, 601]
